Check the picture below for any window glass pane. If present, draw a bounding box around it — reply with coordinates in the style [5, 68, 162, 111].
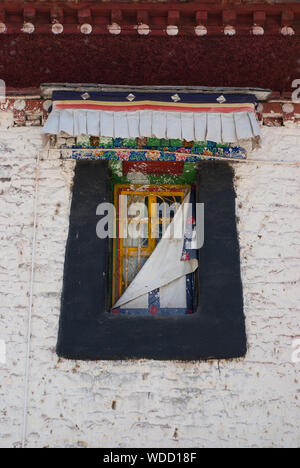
[122, 255, 148, 289]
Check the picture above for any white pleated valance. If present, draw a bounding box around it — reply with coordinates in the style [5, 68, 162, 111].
[42, 90, 261, 144]
[43, 109, 261, 144]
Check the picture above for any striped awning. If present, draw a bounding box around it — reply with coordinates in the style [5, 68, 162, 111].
[43, 90, 261, 144]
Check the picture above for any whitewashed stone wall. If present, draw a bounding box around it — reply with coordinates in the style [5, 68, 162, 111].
[0, 126, 299, 448]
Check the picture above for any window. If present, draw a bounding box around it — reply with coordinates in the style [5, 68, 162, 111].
[112, 185, 197, 316]
[57, 160, 246, 361]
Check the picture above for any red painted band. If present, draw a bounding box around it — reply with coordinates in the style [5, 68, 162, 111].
[55, 103, 255, 113]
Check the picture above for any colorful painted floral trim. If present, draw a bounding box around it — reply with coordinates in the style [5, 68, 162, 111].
[61, 146, 246, 162]
[64, 137, 246, 160]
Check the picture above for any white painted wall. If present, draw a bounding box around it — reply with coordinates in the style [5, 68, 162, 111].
[0, 126, 299, 448]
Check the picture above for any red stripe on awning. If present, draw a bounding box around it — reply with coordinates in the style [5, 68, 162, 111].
[55, 103, 255, 113]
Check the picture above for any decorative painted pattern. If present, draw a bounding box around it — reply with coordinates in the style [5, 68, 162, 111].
[61, 146, 246, 162]
[59, 137, 247, 161]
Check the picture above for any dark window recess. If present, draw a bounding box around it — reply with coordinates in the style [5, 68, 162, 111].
[57, 160, 246, 360]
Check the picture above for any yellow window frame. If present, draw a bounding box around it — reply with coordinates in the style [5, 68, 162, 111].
[112, 184, 190, 305]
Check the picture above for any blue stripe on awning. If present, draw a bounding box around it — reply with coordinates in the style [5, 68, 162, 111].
[52, 90, 258, 105]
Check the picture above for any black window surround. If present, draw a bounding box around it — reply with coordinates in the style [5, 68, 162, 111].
[56, 160, 247, 361]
